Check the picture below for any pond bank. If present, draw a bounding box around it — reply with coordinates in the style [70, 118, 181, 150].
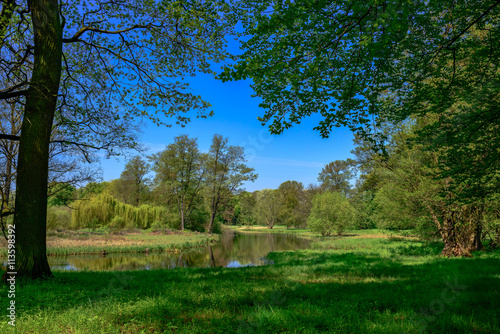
[0, 228, 218, 257]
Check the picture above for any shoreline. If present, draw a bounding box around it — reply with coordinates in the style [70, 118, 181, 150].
[0, 228, 219, 257]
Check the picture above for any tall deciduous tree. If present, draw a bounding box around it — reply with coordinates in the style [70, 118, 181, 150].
[254, 188, 282, 229]
[223, 0, 500, 256]
[0, 0, 236, 280]
[223, 0, 499, 143]
[205, 134, 257, 233]
[277, 180, 308, 228]
[150, 135, 205, 231]
[113, 156, 150, 206]
[318, 159, 356, 196]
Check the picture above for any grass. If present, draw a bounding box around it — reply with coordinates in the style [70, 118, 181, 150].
[227, 225, 408, 241]
[1, 229, 499, 333]
[0, 228, 218, 257]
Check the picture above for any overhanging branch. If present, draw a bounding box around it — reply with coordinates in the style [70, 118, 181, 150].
[0, 134, 20, 141]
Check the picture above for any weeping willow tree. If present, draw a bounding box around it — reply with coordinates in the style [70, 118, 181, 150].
[71, 193, 171, 229]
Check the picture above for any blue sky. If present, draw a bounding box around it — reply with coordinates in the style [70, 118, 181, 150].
[100, 70, 356, 192]
[99, 33, 356, 192]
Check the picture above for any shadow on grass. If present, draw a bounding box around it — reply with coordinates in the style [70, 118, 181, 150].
[1, 249, 499, 333]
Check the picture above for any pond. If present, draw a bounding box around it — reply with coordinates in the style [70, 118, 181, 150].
[48, 232, 311, 271]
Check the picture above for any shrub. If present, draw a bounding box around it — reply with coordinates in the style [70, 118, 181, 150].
[307, 191, 356, 236]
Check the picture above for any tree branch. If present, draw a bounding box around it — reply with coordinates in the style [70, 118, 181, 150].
[0, 134, 20, 141]
[444, 0, 500, 50]
[0, 88, 29, 99]
[62, 24, 153, 43]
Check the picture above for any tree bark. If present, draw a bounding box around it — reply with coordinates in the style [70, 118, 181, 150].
[11, 0, 62, 280]
[439, 206, 483, 257]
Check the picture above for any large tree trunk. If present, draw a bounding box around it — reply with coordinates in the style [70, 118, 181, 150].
[439, 206, 483, 257]
[11, 0, 62, 280]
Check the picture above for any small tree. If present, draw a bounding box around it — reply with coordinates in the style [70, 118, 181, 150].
[308, 191, 356, 236]
[278, 180, 308, 228]
[255, 189, 282, 229]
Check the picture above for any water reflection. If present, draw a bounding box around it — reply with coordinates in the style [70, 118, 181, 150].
[44, 232, 311, 271]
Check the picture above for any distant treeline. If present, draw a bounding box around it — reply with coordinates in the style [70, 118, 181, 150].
[47, 127, 500, 256]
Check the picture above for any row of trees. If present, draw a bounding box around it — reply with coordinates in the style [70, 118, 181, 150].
[350, 119, 500, 256]
[49, 130, 499, 254]
[1, 0, 498, 280]
[47, 134, 257, 233]
[221, 0, 500, 256]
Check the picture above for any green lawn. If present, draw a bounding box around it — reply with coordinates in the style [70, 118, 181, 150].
[1, 230, 499, 333]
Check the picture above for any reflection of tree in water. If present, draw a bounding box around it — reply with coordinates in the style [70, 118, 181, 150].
[48, 233, 311, 271]
[203, 233, 311, 267]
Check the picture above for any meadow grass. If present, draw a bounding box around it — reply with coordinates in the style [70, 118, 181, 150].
[0, 229, 499, 333]
[0, 229, 218, 257]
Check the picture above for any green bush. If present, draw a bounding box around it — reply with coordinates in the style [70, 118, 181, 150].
[308, 191, 356, 236]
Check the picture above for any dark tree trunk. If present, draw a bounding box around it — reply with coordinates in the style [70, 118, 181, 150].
[208, 210, 216, 234]
[439, 206, 483, 257]
[12, 0, 62, 280]
[473, 223, 483, 251]
[207, 192, 218, 234]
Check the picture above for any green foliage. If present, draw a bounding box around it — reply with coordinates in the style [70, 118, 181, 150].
[78, 182, 108, 199]
[47, 183, 76, 207]
[150, 134, 205, 230]
[318, 159, 356, 196]
[224, 0, 499, 140]
[187, 207, 209, 232]
[350, 189, 377, 230]
[46, 206, 72, 230]
[234, 191, 257, 226]
[71, 193, 171, 230]
[308, 191, 356, 236]
[277, 180, 308, 228]
[204, 134, 258, 232]
[224, 0, 500, 211]
[254, 188, 282, 229]
[108, 156, 150, 206]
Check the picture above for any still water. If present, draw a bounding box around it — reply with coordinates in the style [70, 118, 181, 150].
[48, 232, 311, 271]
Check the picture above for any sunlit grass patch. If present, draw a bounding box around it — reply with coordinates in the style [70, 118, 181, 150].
[1, 229, 499, 333]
